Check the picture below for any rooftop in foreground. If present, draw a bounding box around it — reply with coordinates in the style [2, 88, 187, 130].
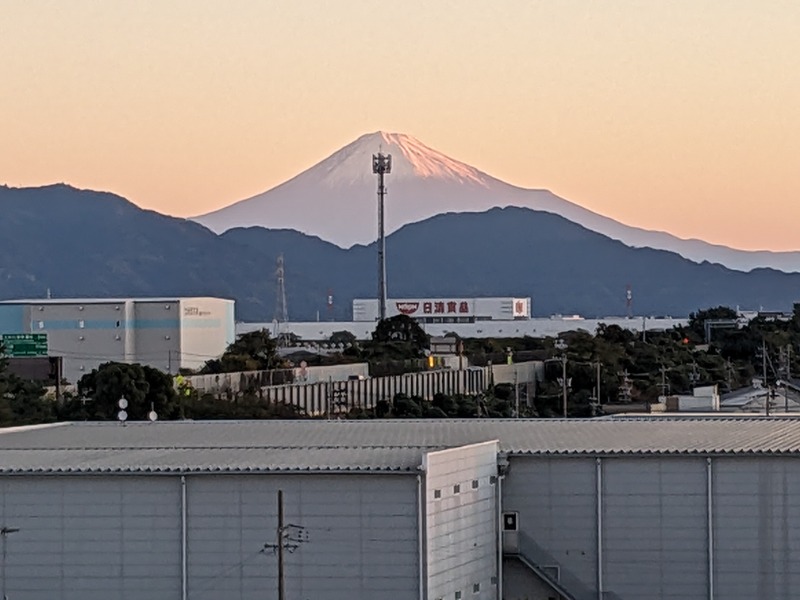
[2, 418, 800, 475]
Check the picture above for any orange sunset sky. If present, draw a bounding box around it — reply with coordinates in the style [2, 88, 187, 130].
[1, 1, 799, 251]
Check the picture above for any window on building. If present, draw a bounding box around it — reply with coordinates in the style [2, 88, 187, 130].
[455, 592, 462, 600]
[78, 320, 85, 329]
[472, 479, 479, 490]
[433, 489, 441, 499]
[453, 484, 460, 494]
[473, 583, 480, 593]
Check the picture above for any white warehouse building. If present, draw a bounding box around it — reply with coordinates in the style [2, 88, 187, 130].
[353, 297, 531, 323]
[0, 297, 235, 382]
[2, 417, 800, 600]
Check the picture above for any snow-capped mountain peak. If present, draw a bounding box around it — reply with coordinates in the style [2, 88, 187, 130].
[312, 131, 491, 188]
[191, 131, 800, 272]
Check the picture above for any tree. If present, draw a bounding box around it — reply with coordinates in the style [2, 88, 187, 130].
[371, 315, 429, 359]
[687, 306, 738, 341]
[202, 329, 281, 373]
[75, 362, 178, 421]
[0, 344, 53, 426]
[329, 330, 358, 347]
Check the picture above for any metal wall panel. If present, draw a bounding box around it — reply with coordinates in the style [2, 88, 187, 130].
[713, 457, 800, 600]
[186, 473, 419, 600]
[0, 476, 181, 600]
[424, 441, 499, 600]
[602, 457, 708, 600]
[502, 457, 598, 600]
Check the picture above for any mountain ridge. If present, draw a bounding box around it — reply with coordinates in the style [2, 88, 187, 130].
[3, 184, 800, 322]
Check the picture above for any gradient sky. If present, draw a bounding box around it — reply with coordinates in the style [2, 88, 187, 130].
[2, 1, 799, 251]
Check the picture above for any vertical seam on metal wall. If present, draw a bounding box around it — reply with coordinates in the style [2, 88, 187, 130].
[707, 457, 714, 600]
[596, 457, 603, 599]
[181, 475, 188, 600]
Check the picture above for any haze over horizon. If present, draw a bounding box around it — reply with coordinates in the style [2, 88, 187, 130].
[2, 1, 799, 252]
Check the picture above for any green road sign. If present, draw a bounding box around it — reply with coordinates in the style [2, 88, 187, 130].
[1, 333, 48, 357]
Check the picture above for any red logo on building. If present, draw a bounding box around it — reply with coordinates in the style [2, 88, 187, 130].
[515, 300, 525, 315]
[396, 302, 420, 315]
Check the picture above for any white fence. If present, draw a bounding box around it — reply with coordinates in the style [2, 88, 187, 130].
[260, 367, 491, 416]
[182, 363, 369, 395]
[181, 361, 542, 417]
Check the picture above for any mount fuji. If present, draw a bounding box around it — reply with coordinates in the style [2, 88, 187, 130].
[193, 132, 800, 273]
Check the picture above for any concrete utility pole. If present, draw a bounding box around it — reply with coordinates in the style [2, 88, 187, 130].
[762, 338, 770, 417]
[786, 344, 792, 413]
[561, 354, 568, 418]
[596, 361, 601, 406]
[2, 526, 20, 600]
[372, 152, 392, 321]
[659, 365, 669, 397]
[263, 490, 307, 600]
[277, 490, 285, 600]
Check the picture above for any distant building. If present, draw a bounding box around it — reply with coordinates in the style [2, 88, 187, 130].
[660, 385, 721, 412]
[430, 335, 459, 355]
[0, 297, 234, 382]
[353, 297, 531, 323]
[236, 315, 688, 342]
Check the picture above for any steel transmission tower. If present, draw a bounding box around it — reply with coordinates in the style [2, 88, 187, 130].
[274, 254, 289, 342]
[626, 284, 633, 319]
[372, 152, 392, 321]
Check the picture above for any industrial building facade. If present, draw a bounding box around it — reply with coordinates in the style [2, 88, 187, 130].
[236, 315, 687, 342]
[1, 418, 799, 600]
[0, 297, 235, 382]
[352, 297, 531, 323]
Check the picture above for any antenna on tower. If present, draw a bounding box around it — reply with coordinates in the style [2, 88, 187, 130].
[372, 152, 392, 321]
[274, 254, 289, 346]
[327, 288, 334, 321]
[626, 284, 633, 319]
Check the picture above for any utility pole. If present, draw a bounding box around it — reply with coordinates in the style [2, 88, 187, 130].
[2, 526, 20, 600]
[263, 490, 307, 600]
[277, 490, 285, 600]
[762, 338, 769, 416]
[561, 354, 568, 418]
[596, 361, 601, 406]
[689, 362, 700, 386]
[514, 369, 520, 418]
[725, 358, 734, 392]
[618, 370, 633, 403]
[659, 365, 669, 397]
[787, 344, 793, 413]
[372, 152, 392, 321]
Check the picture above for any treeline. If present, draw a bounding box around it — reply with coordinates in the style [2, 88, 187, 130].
[3, 307, 800, 427]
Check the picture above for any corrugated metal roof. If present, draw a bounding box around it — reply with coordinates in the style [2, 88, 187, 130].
[3, 417, 800, 474]
[0, 446, 428, 474]
[0, 297, 232, 304]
